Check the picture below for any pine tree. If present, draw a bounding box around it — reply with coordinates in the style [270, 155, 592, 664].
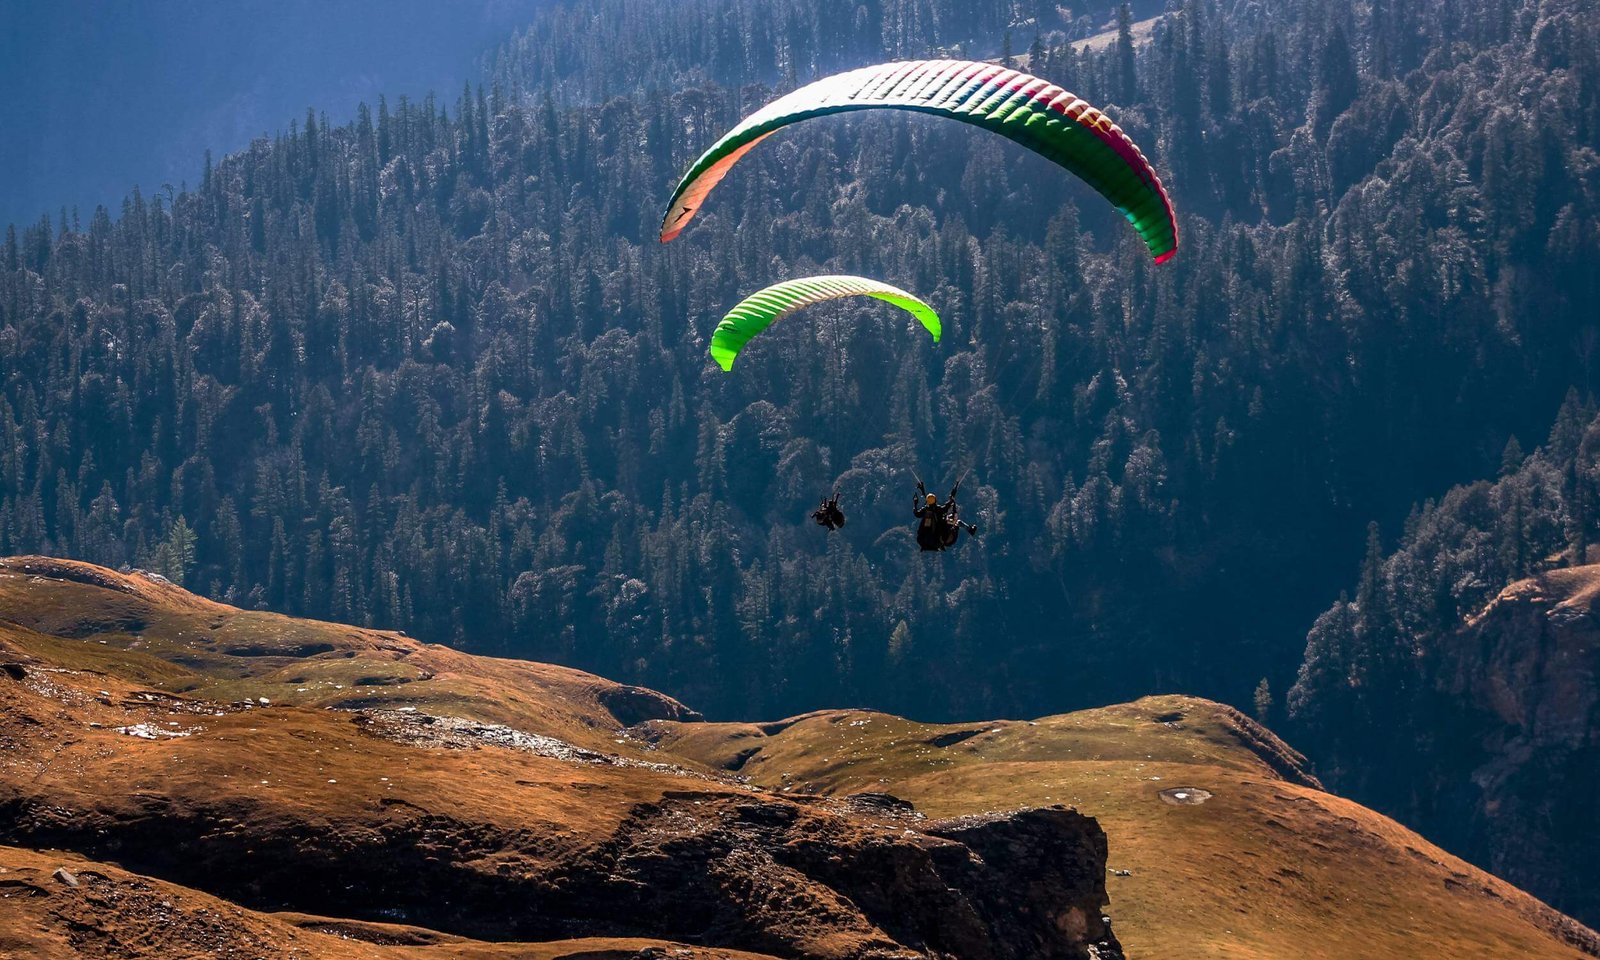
[1312, 23, 1358, 134]
[889, 620, 912, 665]
[1253, 678, 1272, 723]
[1115, 3, 1138, 103]
[154, 516, 197, 586]
[1500, 435, 1525, 476]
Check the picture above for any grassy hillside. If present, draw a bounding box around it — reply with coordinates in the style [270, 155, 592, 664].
[0, 557, 1120, 960]
[0, 556, 1594, 959]
[645, 699, 1600, 960]
[0, 556, 699, 754]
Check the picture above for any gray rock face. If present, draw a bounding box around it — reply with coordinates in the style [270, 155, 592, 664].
[1434, 570, 1600, 928]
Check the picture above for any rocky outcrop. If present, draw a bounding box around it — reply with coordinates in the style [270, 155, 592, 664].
[0, 844, 786, 960]
[599, 682, 705, 725]
[1429, 567, 1600, 927]
[0, 777, 1118, 960]
[923, 808, 1119, 959]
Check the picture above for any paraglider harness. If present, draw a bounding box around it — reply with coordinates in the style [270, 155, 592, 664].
[811, 490, 846, 531]
[914, 474, 978, 551]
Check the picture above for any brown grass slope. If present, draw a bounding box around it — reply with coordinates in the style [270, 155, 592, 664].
[3, 554, 1596, 959]
[0, 557, 1118, 960]
[0, 555, 701, 751]
[643, 698, 1600, 960]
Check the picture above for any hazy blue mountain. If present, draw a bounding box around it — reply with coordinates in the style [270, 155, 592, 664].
[0, 0, 542, 229]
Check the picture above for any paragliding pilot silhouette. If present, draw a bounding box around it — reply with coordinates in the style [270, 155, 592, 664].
[914, 477, 978, 551]
[811, 490, 846, 531]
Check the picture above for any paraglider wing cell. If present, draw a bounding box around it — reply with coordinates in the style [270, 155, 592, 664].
[661, 59, 1177, 263]
[710, 275, 941, 371]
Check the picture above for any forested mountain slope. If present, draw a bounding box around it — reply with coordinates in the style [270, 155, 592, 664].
[1290, 395, 1600, 924]
[1, 0, 1596, 732]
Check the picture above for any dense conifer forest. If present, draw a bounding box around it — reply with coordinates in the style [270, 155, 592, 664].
[2, 0, 1597, 734]
[1286, 391, 1600, 922]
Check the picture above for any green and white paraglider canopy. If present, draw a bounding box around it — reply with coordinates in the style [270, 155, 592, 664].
[710, 275, 941, 372]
